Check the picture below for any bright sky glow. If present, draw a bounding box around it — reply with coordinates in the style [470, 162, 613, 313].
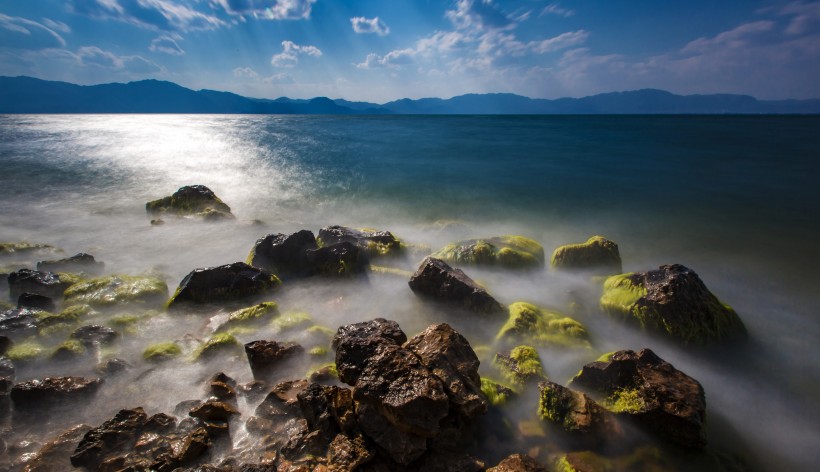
[1, 0, 819, 101]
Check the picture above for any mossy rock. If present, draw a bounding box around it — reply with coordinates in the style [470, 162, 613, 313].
[497, 302, 591, 349]
[145, 185, 233, 218]
[193, 333, 241, 361]
[368, 265, 414, 278]
[0, 242, 56, 256]
[7, 340, 46, 363]
[600, 265, 746, 345]
[309, 346, 328, 357]
[272, 312, 313, 332]
[63, 275, 169, 309]
[143, 342, 182, 363]
[601, 388, 646, 414]
[307, 362, 339, 382]
[166, 262, 280, 308]
[51, 339, 87, 361]
[317, 225, 404, 258]
[218, 302, 279, 332]
[431, 235, 545, 269]
[550, 236, 622, 275]
[493, 345, 547, 386]
[555, 446, 671, 472]
[480, 378, 516, 407]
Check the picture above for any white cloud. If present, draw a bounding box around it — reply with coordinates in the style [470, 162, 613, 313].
[529, 30, 589, 54]
[0, 14, 67, 49]
[682, 21, 774, 54]
[356, 48, 415, 69]
[540, 3, 575, 18]
[216, 0, 316, 20]
[149, 33, 184, 55]
[264, 72, 295, 84]
[271, 40, 321, 67]
[777, 1, 820, 35]
[351, 17, 390, 36]
[77, 45, 162, 73]
[42, 18, 72, 33]
[233, 66, 259, 78]
[68, 0, 225, 32]
[446, 0, 514, 32]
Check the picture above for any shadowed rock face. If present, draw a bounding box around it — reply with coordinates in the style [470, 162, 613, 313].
[247, 230, 318, 278]
[537, 380, 620, 447]
[17, 292, 55, 311]
[11, 376, 101, 411]
[7, 269, 72, 300]
[318, 225, 402, 258]
[37, 253, 105, 276]
[145, 185, 233, 219]
[550, 235, 622, 275]
[571, 348, 707, 448]
[244, 340, 305, 380]
[408, 257, 505, 314]
[167, 262, 280, 308]
[306, 241, 370, 276]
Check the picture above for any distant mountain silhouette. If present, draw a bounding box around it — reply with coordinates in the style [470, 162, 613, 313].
[1, 76, 818, 114]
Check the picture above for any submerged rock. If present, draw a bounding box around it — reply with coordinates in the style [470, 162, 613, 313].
[193, 333, 242, 361]
[11, 376, 101, 410]
[0, 242, 56, 257]
[23, 423, 92, 472]
[245, 340, 305, 380]
[142, 342, 182, 363]
[497, 302, 590, 349]
[7, 269, 73, 300]
[431, 235, 545, 269]
[167, 262, 280, 308]
[550, 236, 622, 274]
[318, 225, 403, 258]
[570, 348, 707, 448]
[537, 380, 620, 445]
[305, 241, 370, 277]
[71, 325, 118, 347]
[217, 301, 279, 332]
[0, 308, 39, 339]
[493, 345, 547, 386]
[17, 293, 56, 312]
[37, 253, 105, 276]
[247, 230, 318, 278]
[145, 184, 233, 219]
[63, 274, 168, 309]
[408, 257, 505, 314]
[599, 264, 745, 344]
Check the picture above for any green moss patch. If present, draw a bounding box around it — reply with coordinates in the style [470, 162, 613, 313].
[7, 340, 46, 363]
[64, 275, 168, 308]
[602, 388, 646, 414]
[272, 312, 313, 332]
[193, 333, 241, 361]
[143, 342, 182, 363]
[550, 235, 622, 274]
[494, 345, 547, 386]
[480, 378, 515, 407]
[431, 235, 545, 269]
[497, 302, 591, 349]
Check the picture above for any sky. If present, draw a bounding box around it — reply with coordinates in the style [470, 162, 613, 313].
[1, 0, 819, 102]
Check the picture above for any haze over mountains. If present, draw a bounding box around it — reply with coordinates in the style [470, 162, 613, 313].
[1, 76, 818, 115]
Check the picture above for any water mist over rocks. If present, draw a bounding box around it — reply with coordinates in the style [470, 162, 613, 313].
[1, 114, 819, 471]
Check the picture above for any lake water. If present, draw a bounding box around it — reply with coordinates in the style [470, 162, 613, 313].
[1, 114, 819, 470]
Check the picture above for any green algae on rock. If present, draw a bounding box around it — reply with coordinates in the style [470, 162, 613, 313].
[0, 242, 57, 256]
[145, 185, 233, 219]
[555, 446, 671, 472]
[143, 342, 182, 363]
[50, 339, 87, 361]
[493, 345, 547, 386]
[193, 333, 241, 361]
[480, 378, 515, 407]
[599, 264, 745, 345]
[550, 236, 622, 274]
[317, 225, 404, 258]
[537, 380, 619, 442]
[63, 275, 168, 309]
[431, 235, 545, 269]
[497, 302, 591, 349]
[218, 302, 279, 332]
[7, 339, 46, 363]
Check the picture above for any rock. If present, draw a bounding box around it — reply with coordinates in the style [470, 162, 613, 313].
[297, 383, 356, 444]
[50, 340, 87, 361]
[238, 380, 269, 402]
[599, 264, 746, 344]
[5, 340, 45, 363]
[0, 242, 56, 257]
[487, 453, 548, 472]
[142, 342, 182, 364]
[497, 302, 590, 349]
[1, 356, 14, 383]
[305, 242, 370, 276]
[570, 348, 707, 448]
[167, 262, 280, 308]
[95, 358, 131, 376]
[408, 257, 505, 314]
[189, 400, 240, 422]
[554, 446, 676, 472]
[63, 275, 168, 309]
[0, 335, 11, 356]
[71, 325, 118, 347]
[16, 293, 55, 312]
[537, 381, 619, 445]
[23, 424, 91, 472]
[415, 450, 485, 472]
[245, 340, 305, 380]
[332, 318, 407, 385]
[430, 235, 545, 269]
[146, 185, 233, 218]
[247, 231, 318, 278]
[194, 333, 242, 361]
[404, 323, 487, 419]
[150, 218, 165, 226]
[327, 433, 374, 472]
[493, 346, 547, 386]
[317, 225, 403, 258]
[480, 378, 515, 407]
[218, 302, 279, 332]
[37, 253, 105, 276]
[0, 308, 39, 339]
[11, 376, 101, 410]
[209, 380, 237, 402]
[255, 379, 309, 420]
[7, 269, 72, 300]
[550, 236, 622, 274]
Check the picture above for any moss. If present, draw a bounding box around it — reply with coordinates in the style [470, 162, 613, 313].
[599, 273, 646, 321]
[108, 314, 141, 333]
[51, 339, 87, 360]
[555, 447, 668, 472]
[368, 265, 414, 278]
[64, 275, 169, 308]
[430, 235, 545, 269]
[0, 300, 14, 311]
[480, 378, 515, 407]
[550, 235, 622, 274]
[0, 242, 55, 255]
[7, 340, 45, 362]
[193, 333, 241, 361]
[307, 362, 339, 381]
[596, 351, 616, 363]
[145, 186, 232, 217]
[55, 272, 86, 287]
[143, 342, 182, 363]
[309, 346, 328, 357]
[602, 388, 646, 414]
[218, 302, 280, 332]
[494, 345, 547, 386]
[497, 302, 591, 349]
[272, 312, 313, 331]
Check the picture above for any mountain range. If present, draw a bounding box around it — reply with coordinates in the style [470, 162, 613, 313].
[2, 76, 819, 115]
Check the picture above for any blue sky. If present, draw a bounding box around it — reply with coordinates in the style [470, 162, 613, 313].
[1, 0, 819, 101]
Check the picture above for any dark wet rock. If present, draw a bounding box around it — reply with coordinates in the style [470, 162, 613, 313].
[0, 335, 11, 356]
[238, 380, 268, 402]
[189, 400, 240, 422]
[23, 423, 92, 472]
[144, 413, 177, 434]
[408, 257, 505, 314]
[308, 364, 339, 384]
[11, 376, 101, 410]
[167, 262, 280, 308]
[16, 293, 55, 312]
[210, 371, 237, 388]
[37, 253, 105, 276]
[318, 225, 403, 258]
[71, 324, 118, 347]
[493, 345, 547, 386]
[63, 274, 168, 308]
[95, 358, 131, 377]
[247, 231, 318, 278]
[209, 380, 237, 402]
[537, 381, 620, 446]
[327, 433, 374, 472]
[175, 400, 204, 417]
[404, 323, 487, 419]
[415, 449, 485, 472]
[306, 241, 370, 277]
[570, 348, 707, 448]
[245, 340, 305, 380]
[255, 379, 308, 420]
[70, 407, 148, 469]
[50, 340, 87, 362]
[0, 356, 14, 381]
[600, 264, 746, 344]
[332, 318, 407, 385]
[151, 218, 165, 226]
[7, 269, 72, 300]
[550, 236, 622, 274]
[297, 383, 356, 442]
[487, 453, 548, 472]
[431, 236, 545, 269]
[0, 308, 38, 338]
[146, 185, 233, 218]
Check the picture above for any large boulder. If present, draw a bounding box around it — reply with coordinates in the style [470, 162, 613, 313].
[570, 348, 706, 448]
[408, 257, 505, 314]
[7, 269, 73, 300]
[497, 302, 590, 349]
[318, 225, 403, 258]
[550, 236, 622, 274]
[537, 380, 620, 446]
[247, 231, 318, 278]
[431, 235, 545, 269]
[0, 308, 39, 339]
[305, 241, 370, 276]
[63, 275, 168, 309]
[23, 424, 92, 472]
[11, 376, 101, 410]
[244, 340, 305, 380]
[37, 253, 105, 276]
[145, 184, 233, 219]
[167, 262, 280, 308]
[17, 292, 56, 312]
[599, 264, 746, 344]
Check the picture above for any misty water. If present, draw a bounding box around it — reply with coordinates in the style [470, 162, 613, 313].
[1, 114, 819, 471]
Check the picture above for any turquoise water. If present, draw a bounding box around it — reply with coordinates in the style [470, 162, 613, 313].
[1, 114, 819, 470]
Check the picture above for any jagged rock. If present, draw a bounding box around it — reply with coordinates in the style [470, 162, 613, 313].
[431, 235, 545, 269]
[487, 453, 548, 472]
[63, 274, 168, 308]
[70, 407, 148, 469]
[318, 225, 403, 258]
[37, 253, 105, 276]
[600, 264, 746, 344]
[332, 318, 407, 385]
[209, 380, 237, 402]
[497, 302, 590, 349]
[493, 346, 547, 386]
[408, 257, 504, 314]
[245, 340, 305, 380]
[167, 262, 280, 308]
[11, 376, 101, 410]
[327, 433, 374, 472]
[0, 308, 39, 338]
[16, 293, 55, 312]
[146, 185, 233, 219]
[7, 269, 72, 300]
[297, 383, 356, 443]
[247, 231, 318, 278]
[238, 380, 268, 402]
[570, 348, 706, 448]
[305, 242, 370, 276]
[404, 323, 487, 419]
[189, 400, 240, 422]
[537, 381, 620, 446]
[550, 236, 622, 274]
[255, 379, 308, 420]
[23, 424, 92, 472]
[71, 325, 118, 347]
